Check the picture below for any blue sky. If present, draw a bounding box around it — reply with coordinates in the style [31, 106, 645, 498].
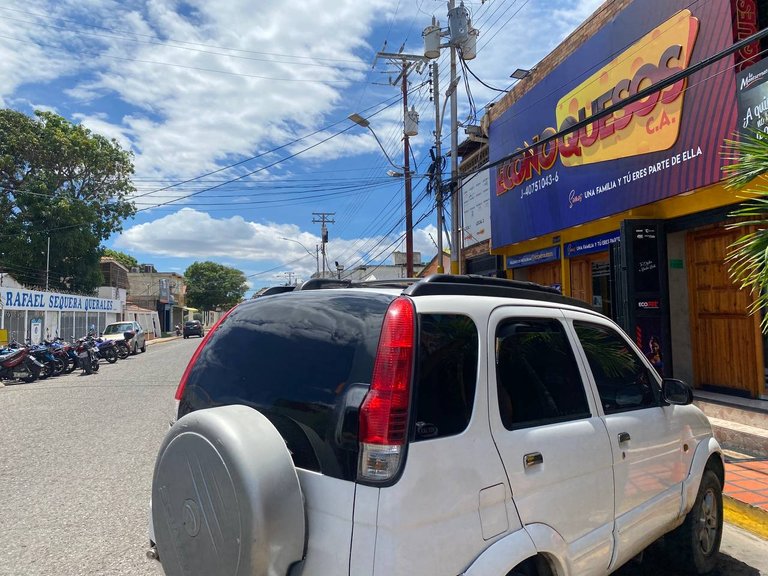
[0, 0, 602, 296]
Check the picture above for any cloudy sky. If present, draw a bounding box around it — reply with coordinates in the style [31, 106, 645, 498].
[0, 0, 602, 295]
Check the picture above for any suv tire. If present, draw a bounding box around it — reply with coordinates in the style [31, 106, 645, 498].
[667, 469, 723, 574]
[152, 405, 306, 576]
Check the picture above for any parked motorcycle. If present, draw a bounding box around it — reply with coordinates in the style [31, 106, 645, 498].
[74, 337, 100, 375]
[50, 337, 78, 374]
[93, 337, 119, 364]
[45, 341, 71, 376]
[0, 347, 44, 383]
[114, 331, 134, 360]
[175, 324, 181, 336]
[29, 343, 65, 379]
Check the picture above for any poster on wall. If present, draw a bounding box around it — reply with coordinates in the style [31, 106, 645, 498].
[489, 0, 738, 248]
[635, 315, 665, 377]
[461, 167, 491, 246]
[30, 318, 42, 345]
[736, 57, 768, 137]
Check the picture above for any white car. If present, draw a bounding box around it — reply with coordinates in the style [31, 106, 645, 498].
[101, 321, 146, 355]
[149, 275, 723, 576]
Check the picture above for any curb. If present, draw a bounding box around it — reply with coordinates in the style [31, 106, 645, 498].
[724, 495, 768, 540]
[146, 336, 182, 346]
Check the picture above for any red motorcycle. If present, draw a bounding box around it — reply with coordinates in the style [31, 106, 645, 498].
[0, 347, 44, 383]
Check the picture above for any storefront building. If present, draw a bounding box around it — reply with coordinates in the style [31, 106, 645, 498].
[1, 282, 122, 345]
[488, 0, 768, 398]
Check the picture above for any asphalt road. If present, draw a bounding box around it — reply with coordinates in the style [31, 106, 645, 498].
[0, 337, 766, 576]
[0, 338, 188, 576]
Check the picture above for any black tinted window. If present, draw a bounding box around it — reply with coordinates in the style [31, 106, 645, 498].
[496, 318, 590, 429]
[574, 322, 659, 413]
[414, 314, 478, 440]
[178, 291, 394, 481]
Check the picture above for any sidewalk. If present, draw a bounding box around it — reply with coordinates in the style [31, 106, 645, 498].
[692, 390, 768, 540]
[724, 457, 768, 540]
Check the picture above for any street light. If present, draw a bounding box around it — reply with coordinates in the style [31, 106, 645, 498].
[349, 112, 417, 277]
[280, 237, 319, 277]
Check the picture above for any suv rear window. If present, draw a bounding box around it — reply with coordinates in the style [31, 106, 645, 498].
[177, 291, 394, 481]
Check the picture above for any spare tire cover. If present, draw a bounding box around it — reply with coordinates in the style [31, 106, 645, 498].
[152, 405, 306, 576]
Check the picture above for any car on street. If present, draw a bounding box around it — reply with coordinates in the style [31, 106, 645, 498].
[149, 275, 724, 576]
[100, 320, 146, 354]
[182, 320, 204, 338]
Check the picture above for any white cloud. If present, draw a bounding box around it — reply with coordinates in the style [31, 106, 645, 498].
[115, 207, 440, 280]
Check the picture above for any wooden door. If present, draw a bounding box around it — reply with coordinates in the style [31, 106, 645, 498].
[687, 227, 762, 398]
[528, 261, 561, 288]
[569, 253, 609, 305]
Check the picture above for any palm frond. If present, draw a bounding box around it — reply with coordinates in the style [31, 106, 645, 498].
[723, 128, 768, 333]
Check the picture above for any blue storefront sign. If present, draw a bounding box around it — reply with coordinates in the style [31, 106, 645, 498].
[1, 287, 121, 312]
[489, 0, 737, 249]
[565, 231, 621, 258]
[506, 246, 560, 269]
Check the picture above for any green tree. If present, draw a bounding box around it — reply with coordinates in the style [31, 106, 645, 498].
[723, 129, 768, 333]
[102, 248, 138, 271]
[185, 261, 247, 311]
[0, 109, 136, 292]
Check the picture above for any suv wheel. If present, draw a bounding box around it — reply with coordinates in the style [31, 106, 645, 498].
[667, 469, 723, 574]
[140, 341, 146, 353]
[152, 405, 306, 576]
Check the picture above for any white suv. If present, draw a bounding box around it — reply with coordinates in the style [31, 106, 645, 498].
[149, 275, 723, 576]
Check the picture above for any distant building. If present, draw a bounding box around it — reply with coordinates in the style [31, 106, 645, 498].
[344, 252, 425, 282]
[126, 266, 189, 333]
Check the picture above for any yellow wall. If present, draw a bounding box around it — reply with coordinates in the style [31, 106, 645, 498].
[492, 179, 749, 295]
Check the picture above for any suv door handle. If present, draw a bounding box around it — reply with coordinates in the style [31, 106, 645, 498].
[524, 452, 543, 468]
[618, 432, 631, 444]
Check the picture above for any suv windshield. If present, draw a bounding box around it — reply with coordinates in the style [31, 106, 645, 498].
[178, 291, 394, 480]
[103, 323, 134, 334]
[184, 321, 199, 327]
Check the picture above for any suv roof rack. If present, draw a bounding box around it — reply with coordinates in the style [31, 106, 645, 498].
[281, 274, 591, 311]
[353, 278, 420, 289]
[296, 278, 352, 291]
[403, 274, 592, 310]
[260, 286, 296, 297]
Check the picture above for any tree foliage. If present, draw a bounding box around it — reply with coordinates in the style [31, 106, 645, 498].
[184, 261, 247, 311]
[0, 109, 136, 292]
[722, 129, 768, 333]
[102, 248, 138, 271]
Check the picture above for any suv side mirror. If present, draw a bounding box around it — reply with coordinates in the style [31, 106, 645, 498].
[662, 378, 693, 405]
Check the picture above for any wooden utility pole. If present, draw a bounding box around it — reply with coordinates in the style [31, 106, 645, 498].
[312, 212, 335, 278]
[375, 51, 425, 278]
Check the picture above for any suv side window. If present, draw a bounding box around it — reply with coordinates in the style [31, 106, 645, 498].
[496, 318, 590, 430]
[414, 314, 478, 441]
[573, 322, 659, 414]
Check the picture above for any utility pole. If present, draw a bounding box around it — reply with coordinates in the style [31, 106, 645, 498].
[432, 60, 445, 273]
[45, 236, 50, 291]
[374, 51, 424, 278]
[423, 1, 477, 275]
[448, 0, 460, 274]
[312, 212, 335, 278]
[402, 60, 414, 278]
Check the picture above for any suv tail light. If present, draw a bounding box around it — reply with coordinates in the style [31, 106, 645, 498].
[173, 307, 237, 414]
[358, 296, 415, 482]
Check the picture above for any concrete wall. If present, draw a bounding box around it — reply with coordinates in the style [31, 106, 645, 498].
[667, 231, 694, 385]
